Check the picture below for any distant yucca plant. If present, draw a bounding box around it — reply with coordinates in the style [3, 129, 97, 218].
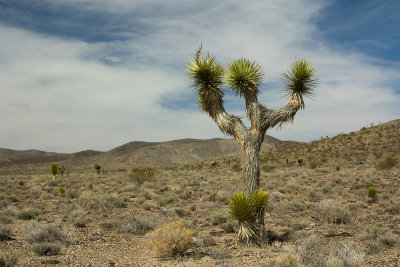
[228, 190, 269, 244]
[58, 166, 65, 176]
[94, 164, 101, 178]
[50, 162, 58, 180]
[297, 158, 303, 166]
[368, 187, 377, 201]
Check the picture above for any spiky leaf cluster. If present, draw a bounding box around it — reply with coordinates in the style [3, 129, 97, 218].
[94, 163, 101, 173]
[50, 162, 58, 176]
[281, 59, 318, 99]
[225, 58, 264, 97]
[228, 190, 269, 244]
[187, 55, 224, 111]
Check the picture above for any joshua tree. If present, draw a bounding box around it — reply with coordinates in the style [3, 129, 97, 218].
[58, 165, 66, 176]
[187, 45, 317, 242]
[94, 163, 101, 179]
[50, 162, 58, 180]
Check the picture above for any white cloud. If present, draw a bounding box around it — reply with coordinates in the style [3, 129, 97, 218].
[0, 0, 399, 152]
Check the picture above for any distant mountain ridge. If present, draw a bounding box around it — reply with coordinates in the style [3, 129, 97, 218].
[0, 135, 279, 167]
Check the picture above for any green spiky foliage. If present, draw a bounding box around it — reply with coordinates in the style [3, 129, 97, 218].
[187, 54, 224, 112]
[228, 191, 269, 244]
[225, 58, 264, 97]
[251, 190, 269, 219]
[94, 163, 101, 178]
[281, 59, 318, 109]
[228, 192, 256, 244]
[50, 162, 58, 178]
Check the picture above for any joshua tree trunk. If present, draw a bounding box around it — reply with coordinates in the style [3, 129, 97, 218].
[187, 45, 317, 245]
[240, 132, 264, 195]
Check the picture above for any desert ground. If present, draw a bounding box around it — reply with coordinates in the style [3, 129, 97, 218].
[0, 119, 399, 266]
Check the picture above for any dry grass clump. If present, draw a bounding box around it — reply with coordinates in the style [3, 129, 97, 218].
[359, 226, 398, 251]
[69, 208, 92, 228]
[316, 200, 351, 224]
[118, 212, 162, 235]
[275, 253, 300, 267]
[76, 192, 126, 213]
[24, 221, 66, 256]
[146, 221, 194, 258]
[325, 241, 364, 267]
[18, 207, 41, 220]
[375, 156, 396, 170]
[0, 251, 18, 267]
[0, 224, 12, 241]
[128, 167, 155, 184]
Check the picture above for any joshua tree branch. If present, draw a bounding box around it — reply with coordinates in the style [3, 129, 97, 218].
[260, 93, 303, 130]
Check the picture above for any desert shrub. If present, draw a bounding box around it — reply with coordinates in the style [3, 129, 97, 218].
[0, 206, 17, 224]
[18, 180, 25, 186]
[360, 226, 398, 250]
[0, 214, 12, 224]
[32, 242, 62, 256]
[262, 165, 276, 172]
[335, 166, 340, 172]
[232, 163, 241, 172]
[288, 218, 310, 231]
[309, 161, 318, 169]
[325, 241, 364, 267]
[24, 221, 65, 256]
[146, 221, 194, 258]
[271, 191, 285, 200]
[381, 198, 400, 214]
[18, 207, 40, 220]
[0, 224, 12, 241]
[308, 190, 322, 202]
[119, 213, 163, 235]
[209, 210, 228, 225]
[316, 200, 351, 224]
[99, 219, 119, 230]
[158, 193, 179, 207]
[66, 188, 79, 199]
[220, 221, 235, 233]
[193, 233, 217, 247]
[2, 206, 17, 217]
[25, 221, 65, 244]
[69, 209, 91, 228]
[173, 207, 185, 217]
[367, 186, 377, 201]
[128, 167, 155, 184]
[77, 192, 125, 213]
[281, 199, 307, 212]
[275, 253, 301, 267]
[210, 160, 217, 167]
[295, 234, 323, 267]
[375, 156, 396, 170]
[0, 251, 18, 267]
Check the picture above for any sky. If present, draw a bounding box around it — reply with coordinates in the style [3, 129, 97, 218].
[0, 0, 399, 153]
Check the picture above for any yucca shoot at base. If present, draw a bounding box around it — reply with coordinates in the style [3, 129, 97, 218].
[228, 191, 269, 244]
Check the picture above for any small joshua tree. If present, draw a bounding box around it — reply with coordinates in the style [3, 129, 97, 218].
[50, 162, 58, 180]
[58, 166, 65, 176]
[94, 163, 101, 179]
[187, 45, 317, 243]
[297, 158, 304, 166]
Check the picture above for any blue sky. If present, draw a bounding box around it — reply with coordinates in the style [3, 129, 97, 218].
[0, 0, 399, 152]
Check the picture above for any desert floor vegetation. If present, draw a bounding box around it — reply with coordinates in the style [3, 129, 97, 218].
[0, 120, 399, 266]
